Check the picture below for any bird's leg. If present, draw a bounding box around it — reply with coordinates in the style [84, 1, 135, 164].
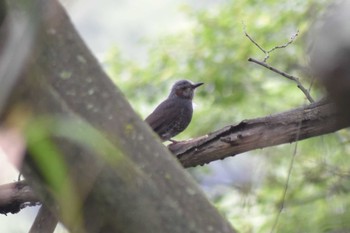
[18, 172, 23, 181]
[168, 139, 179, 144]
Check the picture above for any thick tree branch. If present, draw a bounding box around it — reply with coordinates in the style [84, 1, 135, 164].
[169, 100, 348, 167]
[0, 0, 236, 232]
[28, 205, 58, 233]
[0, 181, 39, 215]
[0, 0, 348, 230]
[1, 100, 348, 214]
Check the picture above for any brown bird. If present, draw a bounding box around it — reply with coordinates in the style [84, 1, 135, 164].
[145, 80, 203, 142]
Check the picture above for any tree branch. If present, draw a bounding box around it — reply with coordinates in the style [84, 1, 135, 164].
[243, 26, 314, 103]
[169, 100, 348, 167]
[0, 0, 237, 232]
[1, 100, 348, 214]
[0, 181, 39, 215]
[248, 57, 315, 103]
[243, 23, 298, 62]
[0, 0, 348, 229]
[28, 205, 58, 233]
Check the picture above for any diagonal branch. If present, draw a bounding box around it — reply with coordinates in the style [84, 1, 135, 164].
[248, 58, 315, 103]
[243, 23, 298, 62]
[28, 205, 58, 233]
[169, 100, 347, 167]
[0, 181, 39, 215]
[267, 31, 299, 56]
[0, 100, 348, 214]
[243, 26, 313, 103]
[0, 1, 237, 232]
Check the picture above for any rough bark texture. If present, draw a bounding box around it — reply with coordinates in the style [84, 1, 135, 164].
[1, 100, 349, 217]
[0, 0, 236, 233]
[0, 181, 38, 215]
[169, 100, 348, 167]
[28, 205, 58, 233]
[1, 0, 349, 232]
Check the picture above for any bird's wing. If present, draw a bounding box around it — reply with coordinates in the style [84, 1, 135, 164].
[146, 100, 175, 130]
[145, 100, 182, 137]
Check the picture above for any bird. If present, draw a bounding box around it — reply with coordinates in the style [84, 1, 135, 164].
[145, 80, 204, 142]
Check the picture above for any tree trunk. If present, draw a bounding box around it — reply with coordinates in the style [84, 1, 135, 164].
[0, 0, 236, 232]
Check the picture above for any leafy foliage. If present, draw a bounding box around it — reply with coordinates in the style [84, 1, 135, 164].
[106, 0, 350, 232]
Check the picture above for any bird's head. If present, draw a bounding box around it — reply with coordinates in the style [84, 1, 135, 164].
[169, 80, 204, 100]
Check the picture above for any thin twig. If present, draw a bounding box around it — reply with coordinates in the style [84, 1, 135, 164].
[243, 24, 313, 102]
[267, 31, 299, 56]
[245, 28, 313, 220]
[270, 119, 302, 233]
[243, 23, 299, 62]
[248, 58, 315, 103]
[270, 74, 314, 232]
[243, 27, 315, 232]
[243, 23, 267, 55]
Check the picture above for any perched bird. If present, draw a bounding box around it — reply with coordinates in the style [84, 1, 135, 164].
[145, 80, 203, 142]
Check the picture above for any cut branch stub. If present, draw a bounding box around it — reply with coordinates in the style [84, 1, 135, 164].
[0, 181, 39, 215]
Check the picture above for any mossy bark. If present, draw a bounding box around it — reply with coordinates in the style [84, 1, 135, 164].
[0, 0, 236, 232]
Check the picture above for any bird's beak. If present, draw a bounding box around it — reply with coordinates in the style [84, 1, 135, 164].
[192, 82, 204, 89]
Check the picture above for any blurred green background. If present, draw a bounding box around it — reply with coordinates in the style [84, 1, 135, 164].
[106, 0, 350, 232]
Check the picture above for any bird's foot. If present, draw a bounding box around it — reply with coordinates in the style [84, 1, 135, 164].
[168, 139, 179, 144]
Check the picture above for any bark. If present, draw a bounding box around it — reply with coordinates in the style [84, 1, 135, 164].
[28, 205, 58, 233]
[169, 100, 348, 167]
[0, 181, 39, 215]
[1, 0, 349, 232]
[0, 0, 236, 233]
[1, 100, 349, 216]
